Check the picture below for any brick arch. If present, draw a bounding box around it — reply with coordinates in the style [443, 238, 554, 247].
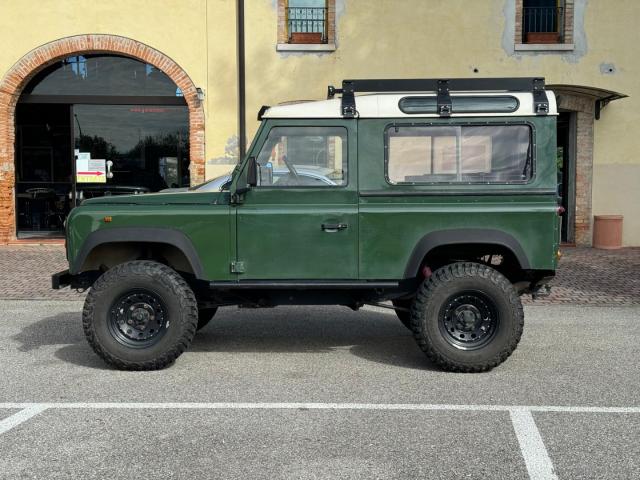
[0, 34, 205, 242]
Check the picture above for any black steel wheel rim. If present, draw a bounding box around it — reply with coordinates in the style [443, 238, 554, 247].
[439, 290, 499, 350]
[108, 290, 168, 348]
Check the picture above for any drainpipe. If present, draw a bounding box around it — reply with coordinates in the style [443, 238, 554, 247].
[237, 0, 246, 160]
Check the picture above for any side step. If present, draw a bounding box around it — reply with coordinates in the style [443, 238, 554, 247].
[210, 280, 399, 290]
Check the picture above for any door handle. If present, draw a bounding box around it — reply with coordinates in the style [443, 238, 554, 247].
[322, 223, 348, 232]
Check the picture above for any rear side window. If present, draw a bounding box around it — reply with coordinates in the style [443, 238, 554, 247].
[386, 124, 532, 184]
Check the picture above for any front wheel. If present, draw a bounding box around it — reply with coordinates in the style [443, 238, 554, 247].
[82, 261, 198, 370]
[411, 262, 523, 372]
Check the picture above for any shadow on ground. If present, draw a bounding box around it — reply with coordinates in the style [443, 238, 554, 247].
[11, 307, 435, 371]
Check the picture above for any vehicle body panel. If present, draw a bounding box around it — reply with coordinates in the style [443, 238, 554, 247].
[233, 118, 359, 279]
[66, 191, 233, 281]
[356, 117, 559, 278]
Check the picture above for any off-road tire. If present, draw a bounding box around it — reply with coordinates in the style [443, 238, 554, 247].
[197, 307, 218, 331]
[410, 262, 523, 372]
[82, 260, 198, 370]
[391, 299, 413, 330]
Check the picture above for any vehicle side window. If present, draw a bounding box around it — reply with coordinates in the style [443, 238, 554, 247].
[255, 126, 347, 187]
[386, 124, 532, 184]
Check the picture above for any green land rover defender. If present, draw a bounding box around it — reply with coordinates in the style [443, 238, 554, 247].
[53, 78, 561, 372]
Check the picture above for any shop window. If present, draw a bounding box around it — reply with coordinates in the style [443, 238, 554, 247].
[277, 0, 336, 51]
[15, 55, 189, 238]
[23, 55, 181, 97]
[515, 0, 574, 50]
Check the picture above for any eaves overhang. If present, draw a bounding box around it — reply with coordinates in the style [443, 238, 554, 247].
[548, 84, 628, 119]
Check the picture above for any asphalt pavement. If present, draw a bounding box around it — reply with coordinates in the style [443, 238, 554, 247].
[0, 300, 639, 479]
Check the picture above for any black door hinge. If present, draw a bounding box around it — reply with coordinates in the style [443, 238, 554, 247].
[230, 261, 246, 274]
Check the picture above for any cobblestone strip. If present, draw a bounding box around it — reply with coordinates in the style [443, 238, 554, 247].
[522, 247, 640, 306]
[0, 245, 638, 305]
[0, 245, 83, 300]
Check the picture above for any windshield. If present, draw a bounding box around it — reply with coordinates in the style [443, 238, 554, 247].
[188, 174, 231, 192]
[188, 178, 216, 191]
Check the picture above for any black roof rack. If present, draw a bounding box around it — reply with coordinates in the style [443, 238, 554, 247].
[327, 77, 549, 118]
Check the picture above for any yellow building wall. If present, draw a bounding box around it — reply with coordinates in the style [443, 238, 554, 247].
[0, 0, 638, 243]
[241, 0, 640, 245]
[0, 0, 238, 179]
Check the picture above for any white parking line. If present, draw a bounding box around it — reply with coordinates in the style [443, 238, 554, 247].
[0, 402, 639, 413]
[511, 409, 558, 480]
[0, 405, 47, 436]
[0, 402, 636, 480]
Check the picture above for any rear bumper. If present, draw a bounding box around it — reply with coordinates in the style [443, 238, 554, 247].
[51, 270, 72, 289]
[529, 275, 554, 299]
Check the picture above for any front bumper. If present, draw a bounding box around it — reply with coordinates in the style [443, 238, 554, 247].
[51, 270, 72, 289]
[52, 269, 100, 290]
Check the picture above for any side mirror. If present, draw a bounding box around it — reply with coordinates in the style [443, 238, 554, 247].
[246, 156, 257, 187]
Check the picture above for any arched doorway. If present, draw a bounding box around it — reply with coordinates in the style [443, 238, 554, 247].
[16, 54, 191, 237]
[0, 35, 204, 242]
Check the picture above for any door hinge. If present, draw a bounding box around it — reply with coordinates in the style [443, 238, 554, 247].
[230, 261, 246, 274]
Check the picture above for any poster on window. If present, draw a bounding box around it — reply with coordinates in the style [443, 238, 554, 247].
[76, 158, 106, 183]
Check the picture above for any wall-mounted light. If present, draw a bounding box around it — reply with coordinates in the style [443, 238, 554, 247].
[196, 87, 205, 102]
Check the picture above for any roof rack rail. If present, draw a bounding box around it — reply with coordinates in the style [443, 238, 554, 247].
[326, 77, 549, 118]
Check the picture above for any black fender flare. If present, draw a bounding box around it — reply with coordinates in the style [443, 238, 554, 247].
[403, 228, 530, 278]
[71, 227, 205, 279]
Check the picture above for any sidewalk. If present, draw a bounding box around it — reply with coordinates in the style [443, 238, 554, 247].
[0, 245, 638, 305]
[0, 245, 83, 300]
[521, 247, 639, 306]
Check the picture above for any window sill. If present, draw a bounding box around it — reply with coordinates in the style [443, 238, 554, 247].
[514, 43, 575, 51]
[276, 43, 336, 52]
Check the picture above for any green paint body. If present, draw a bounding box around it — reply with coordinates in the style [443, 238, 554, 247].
[66, 116, 559, 281]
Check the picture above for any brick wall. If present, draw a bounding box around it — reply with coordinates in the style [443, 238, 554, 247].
[277, 0, 288, 44]
[514, 0, 523, 43]
[574, 109, 594, 245]
[563, 0, 574, 44]
[0, 34, 205, 243]
[557, 94, 595, 246]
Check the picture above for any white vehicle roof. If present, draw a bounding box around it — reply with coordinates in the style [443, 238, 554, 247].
[262, 91, 558, 119]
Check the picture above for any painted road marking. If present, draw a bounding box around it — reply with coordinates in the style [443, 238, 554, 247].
[511, 409, 558, 480]
[0, 402, 636, 480]
[0, 405, 47, 436]
[0, 402, 638, 413]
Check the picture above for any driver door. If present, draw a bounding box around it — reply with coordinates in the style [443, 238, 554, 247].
[235, 122, 358, 280]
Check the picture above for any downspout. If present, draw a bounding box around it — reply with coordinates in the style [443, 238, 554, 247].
[236, 0, 246, 159]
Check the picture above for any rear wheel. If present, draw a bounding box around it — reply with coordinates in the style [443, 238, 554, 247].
[82, 261, 198, 370]
[410, 262, 523, 372]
